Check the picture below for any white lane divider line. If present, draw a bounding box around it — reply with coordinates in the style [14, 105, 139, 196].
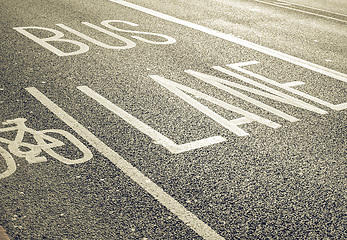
[77, 86, 226, 154]
[109, 0, 347, 83]
[255, 0, 347, 23]
[25, 87, 225, 240]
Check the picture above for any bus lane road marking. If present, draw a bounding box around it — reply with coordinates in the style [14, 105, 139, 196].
[25, 87, 225, 240]
[14, 20, 176, 56]
[109, 0, 347, 83]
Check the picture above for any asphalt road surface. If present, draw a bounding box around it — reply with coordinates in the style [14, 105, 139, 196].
[0, 0, 346, 239]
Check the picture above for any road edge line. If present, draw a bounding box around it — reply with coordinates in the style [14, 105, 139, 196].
[109, 0, 347, 83]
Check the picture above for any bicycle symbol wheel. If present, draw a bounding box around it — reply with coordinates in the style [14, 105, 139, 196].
[38, 129, 93, 164]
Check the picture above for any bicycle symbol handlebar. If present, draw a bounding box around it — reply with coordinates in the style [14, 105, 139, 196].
[0, 118, 93, 179]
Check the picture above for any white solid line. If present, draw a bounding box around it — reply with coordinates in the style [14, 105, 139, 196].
[77, 86, 226, 154]
[25, 87, 225, 240]
[255, 0, 347, 23]
[108, 0, 347, 83]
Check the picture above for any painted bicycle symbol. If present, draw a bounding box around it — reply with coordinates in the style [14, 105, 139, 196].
[0, 118, 93, 179]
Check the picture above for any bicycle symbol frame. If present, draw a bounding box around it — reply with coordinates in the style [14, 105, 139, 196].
[0, 118, 93, 179]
